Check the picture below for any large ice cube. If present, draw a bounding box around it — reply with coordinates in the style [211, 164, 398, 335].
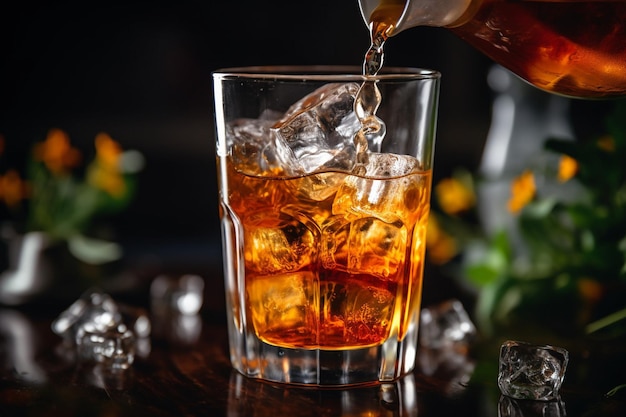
[498, 340, 569, 401]
[247, 271, 318, 346]
[323, 280, 394, 346]
[272, 82, 362, 174]
[320, 215, 407, 279]
[286, 171, 347, 203]
[226, 117, 281, 177]
[332, 153, 427, 225]
[243, 209, 318, 275]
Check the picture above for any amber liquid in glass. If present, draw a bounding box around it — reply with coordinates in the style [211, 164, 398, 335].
[223, 160, 431, 350]
[371, 0, 626, 98]
[219, 0, 431, 352]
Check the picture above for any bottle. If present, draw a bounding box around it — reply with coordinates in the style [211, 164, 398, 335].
[358, 0, 626, 99]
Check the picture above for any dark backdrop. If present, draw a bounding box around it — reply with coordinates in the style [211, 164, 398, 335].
[0, 1, 494, 268]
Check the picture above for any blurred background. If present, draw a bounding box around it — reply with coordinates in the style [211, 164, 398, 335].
[0, 0, 493, 270]
[0, 0, 613, 299]
[3, 5, 626, 413]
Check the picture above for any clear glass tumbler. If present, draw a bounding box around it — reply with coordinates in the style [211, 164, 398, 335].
[213, 66, 440, 386]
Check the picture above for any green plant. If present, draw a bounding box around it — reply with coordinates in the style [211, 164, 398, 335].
[0, 128, 143, 264]
[428, 100, 626, 340]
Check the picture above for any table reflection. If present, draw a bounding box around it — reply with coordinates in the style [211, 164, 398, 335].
[498, 395, 566, 417]
[1, 303, 625, 417]
[228, 371, 419, 417]
[0, 309, 47, 384]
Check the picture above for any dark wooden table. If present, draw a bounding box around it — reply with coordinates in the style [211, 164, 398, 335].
[1, 261, 625, 417]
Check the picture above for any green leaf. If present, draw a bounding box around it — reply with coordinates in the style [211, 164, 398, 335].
[464, 230, 511, 287]
[523, 198, 558, 218]
[67, 234, 122, 265]
[466, 264, 500, 287]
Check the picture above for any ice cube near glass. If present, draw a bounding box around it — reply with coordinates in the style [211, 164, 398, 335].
[76, 322, 136, 370]
[498, 340, 569, 401]
[419, 299, 476, 349]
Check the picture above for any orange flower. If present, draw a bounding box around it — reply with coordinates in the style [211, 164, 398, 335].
[0, 169, 29, 208]
[435, 177, 475, 215]
[426, 216, 458, 265]
[88, 133, 126, 197]
[94, 132, 122, 168]
[578, 277, 604, 304]
[596, 135, 615, 152]
[557, 155, 578, 183]
[507, 170, 536, 214]
[577, 277, 606, 327]
[33, 128, 82, 175]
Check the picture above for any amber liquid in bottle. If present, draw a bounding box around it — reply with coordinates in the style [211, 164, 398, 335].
[371, 0, 626, 98]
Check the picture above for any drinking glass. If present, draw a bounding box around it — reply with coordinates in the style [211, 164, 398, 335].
[213, 66, 440, 386]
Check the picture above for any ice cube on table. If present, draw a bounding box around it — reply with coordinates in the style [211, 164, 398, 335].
[150, 274, 205, 316]
[498, 340, 569, 401]
[419, 299, 477, 349]
[51, 288, 121, 341]
[81, 290, 121, 331]
[417, 342, 475, 388]
[51, 297, 88, 339]
[417, 299, 477, 383]
[118, 303, 152, 339]
[150, 275, 205, 345]
[51, 290, 152, 368]
[76, 322, 136, 370]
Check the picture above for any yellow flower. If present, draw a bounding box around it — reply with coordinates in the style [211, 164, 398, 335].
[507, 170, 536, 214]
[0, 169, 29, 209]
[88, 133, 126, 197]
[557, 155, 578, 183]
[33, 128, 82, 175]
[435, 177, 475, 215]
[426, 216, 458, 265]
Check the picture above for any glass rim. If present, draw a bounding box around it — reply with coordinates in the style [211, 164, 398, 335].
[212, 65, 441, 81]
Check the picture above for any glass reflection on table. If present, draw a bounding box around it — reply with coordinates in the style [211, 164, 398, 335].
[228, 371, 419, 417]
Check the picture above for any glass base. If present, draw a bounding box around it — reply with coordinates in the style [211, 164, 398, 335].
[227, 319, 419, 386]
[227, 369, 419, 416]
